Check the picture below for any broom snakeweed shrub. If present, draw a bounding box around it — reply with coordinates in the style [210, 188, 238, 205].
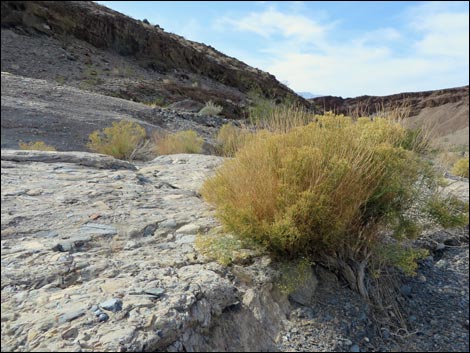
[19, 141, 56, 151]
[451, 157, 469, 178]
[87, 120, 146, 160]
[202, 113, 468, 298]
[216, 123, 253, 157]
[154, 130, 204, 155]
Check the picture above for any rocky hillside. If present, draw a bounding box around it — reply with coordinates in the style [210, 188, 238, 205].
[311, 86, 469, 147]
[1, 72, 238, 152]
[1, 2, 469, 352]
[1, 1, 308, 120]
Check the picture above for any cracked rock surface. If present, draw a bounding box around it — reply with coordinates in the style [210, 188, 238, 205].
[1, 151, 289, 352]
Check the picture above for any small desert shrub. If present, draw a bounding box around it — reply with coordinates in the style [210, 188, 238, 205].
[247, 89, 307, 129]
[451, 157, 469, 178]
[425, 194, 469, 228]
[55, 75, 66, 85]
[253, 104, 314, 133]
[144, 96, 166, 108]
[201, 112, 467, 298]
[19, 141, 56, 151]
[87, 120, 146, 160]
[198, 101, 223, 116]
[277, 257, 314, 295]
[216, 123, 253, 157]
[400, 127, 434, 154]
[374, 244, 428, 277]
[247, 92, 277, 123]
[128, 139, 157, 161]
[154, 130, 203, 155]
[195, 230, 263, 266]
[436, 151, 461, 171]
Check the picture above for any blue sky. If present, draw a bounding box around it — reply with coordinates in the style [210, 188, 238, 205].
[97, 1, 469, 97]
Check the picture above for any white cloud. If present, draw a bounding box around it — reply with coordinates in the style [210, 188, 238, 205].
[407, 3, 469, 59]
[358, 28, 401, 44]
[217, 2, 469, 96]
[218, 8, 329, 43]
[267, 52, 456, 97]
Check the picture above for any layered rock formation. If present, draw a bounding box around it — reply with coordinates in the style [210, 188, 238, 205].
[311, 86, 469, 147]
[1, 151, 291, 352]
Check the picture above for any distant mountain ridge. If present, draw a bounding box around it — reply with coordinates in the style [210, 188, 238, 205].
[297, 91, 323, 99]
[310, 86, 469, 147]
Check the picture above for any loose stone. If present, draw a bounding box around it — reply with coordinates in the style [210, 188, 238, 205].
[100, 298, 123, 312]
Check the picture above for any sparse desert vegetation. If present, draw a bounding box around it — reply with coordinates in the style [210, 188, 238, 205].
[154, 129, 204, 155]
[198, 100, 223, 116]
[215, 123, 253, 157]
[1, 1, 469, 352]
[452, 157, 469, 178]
[18, 140, 56, 151]
[87, 120, 146, 160]
[143, 96, 166, 108]
[202, 110, 468, 298]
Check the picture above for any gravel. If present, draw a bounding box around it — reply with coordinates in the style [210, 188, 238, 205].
[278, 226, 469, 352]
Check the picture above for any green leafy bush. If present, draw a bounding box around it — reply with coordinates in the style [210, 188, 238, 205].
[87, 120, 146, 160]
[374, 244, 428, 276]
[201, 112, 467, 297]
[198, 101, 223, 116]
[451, 157, 469, 178]
[154, 130, 203, 155]
[19, 141, 56, 151]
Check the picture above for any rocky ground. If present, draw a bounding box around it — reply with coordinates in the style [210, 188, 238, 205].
[279, 227, 469, 352]
[278, 180, 469, 352]
[1, 150, 291, 352]
[1, 149, 468, 352]
[0, 27, 249, 120]
[1, 72, 237, 154]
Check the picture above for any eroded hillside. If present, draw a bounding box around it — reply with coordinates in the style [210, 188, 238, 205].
[311, 86, 469, 147]
[1, 1, 308, 120]
[1, 2, 469, 352]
